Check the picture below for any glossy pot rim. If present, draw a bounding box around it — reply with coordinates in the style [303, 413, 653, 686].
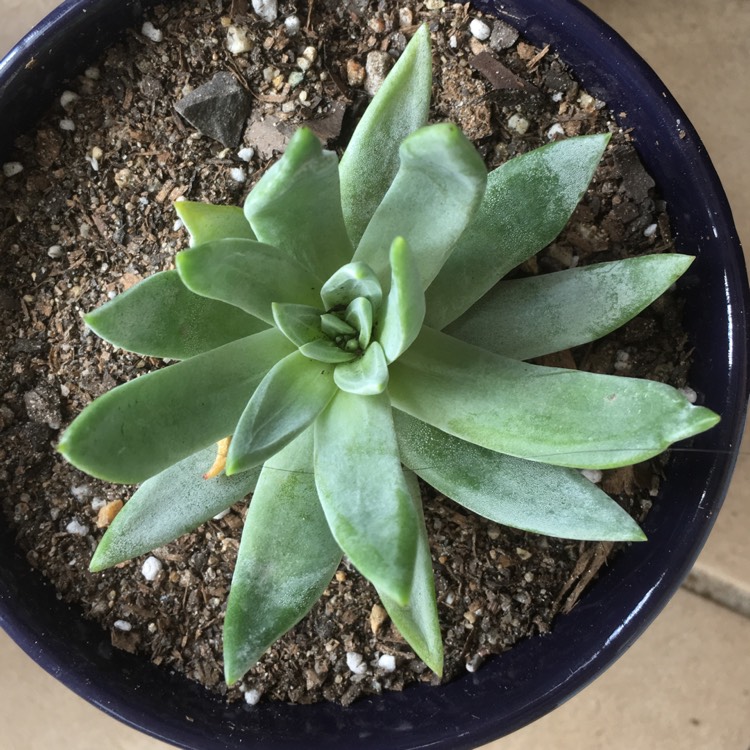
[1, 1, 748, 749]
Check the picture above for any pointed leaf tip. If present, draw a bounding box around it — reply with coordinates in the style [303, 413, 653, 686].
[339, 23, 433, 245]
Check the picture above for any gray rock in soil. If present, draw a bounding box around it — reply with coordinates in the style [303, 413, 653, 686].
[364, 51, 393, 97]
[251, 0, 278, 23]
[174, 72, 251, 148]
[489, 19, 520, 50]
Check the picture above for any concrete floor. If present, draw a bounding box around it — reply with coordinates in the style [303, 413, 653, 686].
[1, 1, 749, 748]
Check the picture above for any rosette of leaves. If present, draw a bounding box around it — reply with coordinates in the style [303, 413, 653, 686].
[58, 25, 719, 684]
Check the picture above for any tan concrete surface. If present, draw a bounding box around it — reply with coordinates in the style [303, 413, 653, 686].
[0, 0, 58, 57]
[482, 589, 750, 750]
[686, 422, 750, 618]
[0, 628, 170, 750]
[1, 1, 749, 749]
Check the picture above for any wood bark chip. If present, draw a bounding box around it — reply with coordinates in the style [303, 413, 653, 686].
[469, 50, 536, 92]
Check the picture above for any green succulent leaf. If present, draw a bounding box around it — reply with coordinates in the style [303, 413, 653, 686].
[298, 338, 357, 364]
[272, 302, 325, 347]
[426, 134, 611, 329]
[354, 123, 487, 290]
[345, 297, 373, 349]
[243, 128, 352, 279]
[227, 351, 337, 474]
[84, 270, 267, 360]
[320, 313, 356, 338]
[376, 470, 444, 675]
[57, 329, 294, 484]
[377, 237, 426, 363]
[394, 411, 645, 541]
[445, 255, 694, 361]
[174, 200, 256, 246]
[339, 24, 432, 246]
[314, 390, 419, 605]
[320, 262, 383, 312]
[333, 341, 389, 395]
[176, 238, 321, 325]
[223, 430, 341, 685]
[90, 446, 261, 572]
[389, 327, 720, 469]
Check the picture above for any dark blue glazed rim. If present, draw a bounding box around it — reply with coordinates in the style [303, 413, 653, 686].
[1, 1, 748, 748]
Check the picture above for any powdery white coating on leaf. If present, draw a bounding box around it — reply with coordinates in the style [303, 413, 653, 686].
[90, 445, 259, 571]
[243, 128, 352, 280]
[85, 270, 267, 360]
[425, 134, 610, 329]
[390, 327, 720, 470]
[354, 123, 487, 291]
[375, 470, 444, 675]
[223, 431, 341, 684]
[394, 410, 644, 541]
[314, 391, 420, 606]
[339, 25, 432, 246]
[58, 329, 294, 484]
[446, 255, 694, 361]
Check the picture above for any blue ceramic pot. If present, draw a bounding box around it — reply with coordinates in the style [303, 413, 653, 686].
[1, 1, 747, 748]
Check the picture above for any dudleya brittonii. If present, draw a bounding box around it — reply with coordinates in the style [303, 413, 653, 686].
[58, 25, 719, 683]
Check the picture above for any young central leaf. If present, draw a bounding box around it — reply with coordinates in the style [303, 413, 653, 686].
[320, 262, 383, 312]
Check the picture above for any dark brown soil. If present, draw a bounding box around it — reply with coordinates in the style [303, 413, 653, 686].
[0, 0, 693, 706]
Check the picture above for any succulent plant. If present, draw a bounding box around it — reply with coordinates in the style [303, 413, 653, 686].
[58, 25, 719, 684]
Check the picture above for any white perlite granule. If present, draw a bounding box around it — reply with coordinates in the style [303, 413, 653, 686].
[581, 469, 603, 484]
[346, 652, 367, 675]
[227, 25, 252, 55]
[244, 689, 262, 705]
[141, 21, 163, 42]
[66, 519, 89, 536]
[229, 167, 247, 183]
[113, 620, 132, 631]
[60, 90, 78, 108]
[2, 162, 23, 177]
[508, 114, 530, 135]
[141, 556, 163, 581]
[680, 386, 698, 404]
[469, 18, 491, 41]
[284, 15, 301, 36]
[252, 0, 278, 23]
[377, 654, 396, 672]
